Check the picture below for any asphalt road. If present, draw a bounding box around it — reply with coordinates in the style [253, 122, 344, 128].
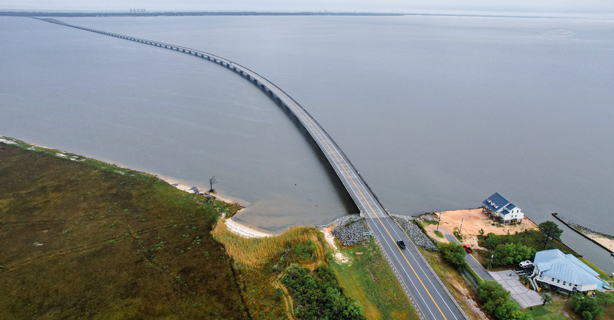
[40, 18, 468, 320]
[446, 234, 495, 282]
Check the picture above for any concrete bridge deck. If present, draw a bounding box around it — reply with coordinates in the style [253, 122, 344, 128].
[36, 17, 468, 320]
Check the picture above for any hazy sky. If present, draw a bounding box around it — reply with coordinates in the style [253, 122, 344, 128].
[2, 0, 614, 14]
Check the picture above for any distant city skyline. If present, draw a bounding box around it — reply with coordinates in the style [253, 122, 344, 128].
[1, 0, 613, 14]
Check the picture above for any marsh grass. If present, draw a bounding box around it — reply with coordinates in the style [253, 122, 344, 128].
[212, 220, 324, 267]
[212, 220, 331, 319]
[0, 140, 247, 319]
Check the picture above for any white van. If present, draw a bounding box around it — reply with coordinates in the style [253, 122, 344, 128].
[519, 260, 533, 268]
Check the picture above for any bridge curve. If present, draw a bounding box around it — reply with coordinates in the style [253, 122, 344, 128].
[36, 17, 468, 320]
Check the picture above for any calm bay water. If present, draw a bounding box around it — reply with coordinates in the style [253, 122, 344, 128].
[1, 15, 613, 272]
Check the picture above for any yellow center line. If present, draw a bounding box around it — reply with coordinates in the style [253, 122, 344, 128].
[279, 96, 447, 320]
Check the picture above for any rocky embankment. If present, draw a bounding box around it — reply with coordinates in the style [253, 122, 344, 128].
[392, 215, 438, 251]
[318, 214, 369, 247]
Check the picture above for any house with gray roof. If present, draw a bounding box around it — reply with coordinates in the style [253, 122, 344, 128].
[531, 249, 604, 292]
[482, 192, 524, 224]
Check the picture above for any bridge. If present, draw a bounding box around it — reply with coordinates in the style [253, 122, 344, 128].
[36, 17, 468, 320]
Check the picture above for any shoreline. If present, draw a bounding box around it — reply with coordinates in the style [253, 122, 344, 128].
[552, 213, 614, 255]
[1, 136, 272, 239]
[224, 217, 272, 238]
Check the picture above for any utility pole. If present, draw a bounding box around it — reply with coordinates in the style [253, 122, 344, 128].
[489, 254, 494, 270]
[460, 218, 463, 234]
[437, 212, 442, 230]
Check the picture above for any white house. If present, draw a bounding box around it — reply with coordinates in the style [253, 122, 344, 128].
[482, 192, 524, 224]
[530, 249, 604, 293]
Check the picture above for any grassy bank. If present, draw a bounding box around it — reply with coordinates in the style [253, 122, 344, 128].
[418, 248, 487, 320]
[212, 219, 367, 319]
[0, 138, 247, 318]
[331, 237, 420, 320]
[579, 257, 613, 281]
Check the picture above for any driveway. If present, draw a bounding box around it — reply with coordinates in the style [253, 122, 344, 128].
[489, 271, 542, 309]
[446, 234, 494, 282]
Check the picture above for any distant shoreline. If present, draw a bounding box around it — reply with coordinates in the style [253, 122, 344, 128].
[0, 11, 604, 20]
[0, 11, 403, 17]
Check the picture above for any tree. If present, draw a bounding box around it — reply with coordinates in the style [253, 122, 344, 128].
[491, 243, 535, 268]
[477, 281, 532, 320]
[570, 292, 604, 320]
[596, 291, 614, 307]
[208, 176, 217, 193]
[438, 242, 467, 271]
[539, 221, 563, 249]
[542, 292, 553, 306]
[478, 281, 510, 314]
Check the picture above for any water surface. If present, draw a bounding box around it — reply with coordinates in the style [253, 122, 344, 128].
[2, 15, 613, 271]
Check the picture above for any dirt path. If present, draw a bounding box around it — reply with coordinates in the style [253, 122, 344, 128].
[322, 226, 348, 264]
[273, 275, 296, 320]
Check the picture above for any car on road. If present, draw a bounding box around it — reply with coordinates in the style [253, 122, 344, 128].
[462, 244, 473, 253]
[397, 240, 406, 249]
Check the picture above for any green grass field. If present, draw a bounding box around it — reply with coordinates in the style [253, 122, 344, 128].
[330, 237, 420, 320]
[0, 139, 247, 319]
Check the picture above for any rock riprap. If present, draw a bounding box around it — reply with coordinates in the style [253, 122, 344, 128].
[330, 216, 368, 247]
[393, 216, 438, 251]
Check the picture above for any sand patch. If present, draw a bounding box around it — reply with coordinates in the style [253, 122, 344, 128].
[0, 138, 17, 145]
[322, 226, 348, 264]
[225, 217, 271, 238]
[586, 234, 614, 252]
[426, 208, 538, 250]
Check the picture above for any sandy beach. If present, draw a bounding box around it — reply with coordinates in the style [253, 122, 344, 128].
[586, 234, 614, 252]
[224, 217, 272, 238]
[424, 208, 538, 249]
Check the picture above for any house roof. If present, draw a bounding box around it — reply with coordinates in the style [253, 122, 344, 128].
[534, 249, 601, 285]
[483, 192, 518, 214]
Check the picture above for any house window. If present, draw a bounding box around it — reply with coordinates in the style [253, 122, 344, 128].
[552, 278, 555, 281]
[569, 283, 572, 286]
[563, 281, 566, 285]
[557, 280, 560, 284]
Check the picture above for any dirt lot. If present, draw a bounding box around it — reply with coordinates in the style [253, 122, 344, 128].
[425, 208, 538, 249]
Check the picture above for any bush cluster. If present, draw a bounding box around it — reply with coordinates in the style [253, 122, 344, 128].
[438, 242, 468, 271]
[481, 230, 544, 268]
[570, 291, 614, 320]
[281, 264, 365, 320]
[490, 243, 535, 268]
[477, 281, 532, 320]
[291, 240, 317, 262]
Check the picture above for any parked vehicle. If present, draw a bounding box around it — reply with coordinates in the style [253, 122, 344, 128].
[397, 240, 406, 250]
[519, 260, 533, 268]
[462, 244, 473, 253]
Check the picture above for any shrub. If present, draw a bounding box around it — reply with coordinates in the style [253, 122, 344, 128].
[281, 264, 365, 320]
[438, 242, 467, 271]
[477, 281, 532, 320]
[491, 243, 535, 268]
[570, 293, 604, 320]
